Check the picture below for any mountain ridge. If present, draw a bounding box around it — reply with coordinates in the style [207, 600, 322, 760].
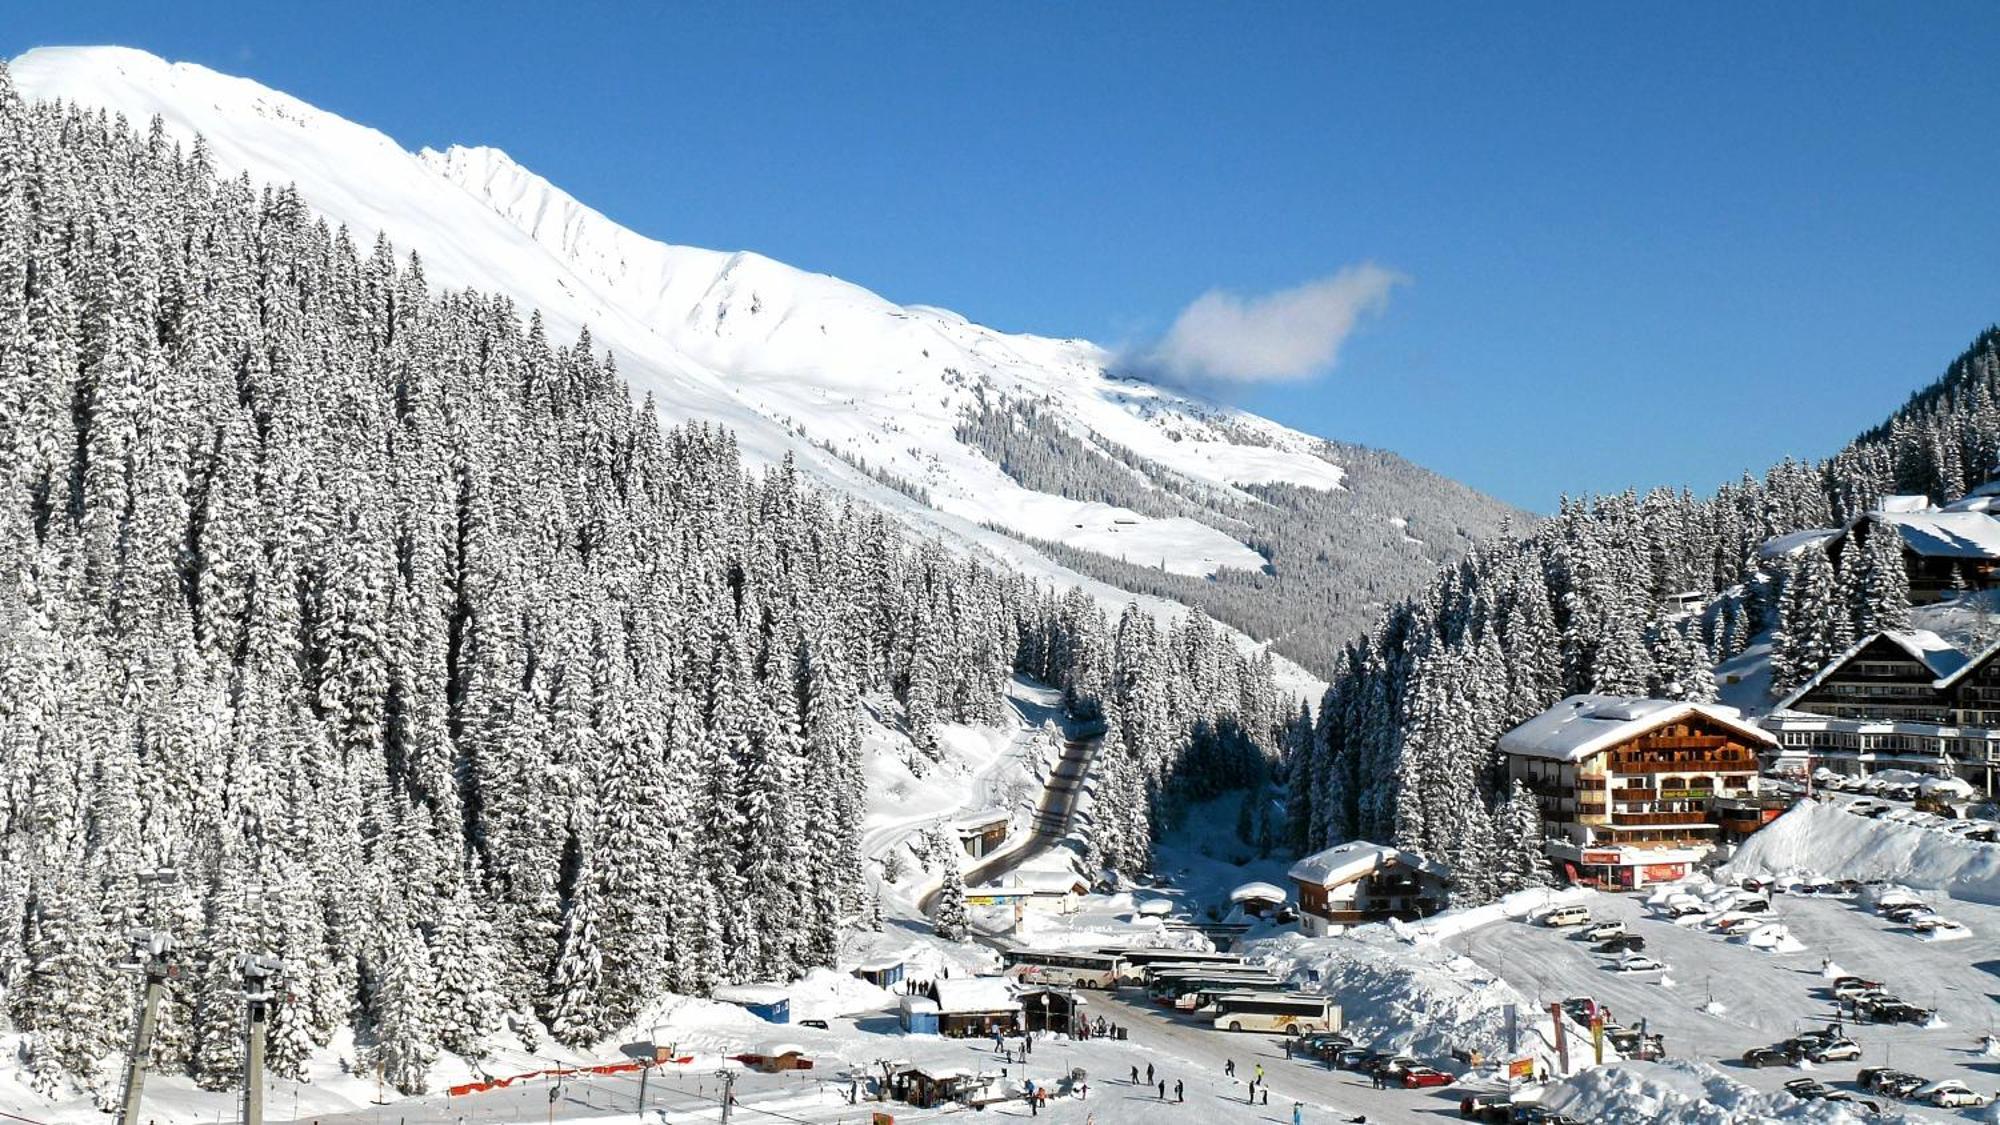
[9, 44, 1523, 671]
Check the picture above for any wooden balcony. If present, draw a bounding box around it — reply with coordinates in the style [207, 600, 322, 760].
[1612, 788, 1658, 802]
[1611, 811, 1713, 826]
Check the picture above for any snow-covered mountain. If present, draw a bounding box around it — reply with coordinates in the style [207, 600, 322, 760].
[8, 45, 1518, 672]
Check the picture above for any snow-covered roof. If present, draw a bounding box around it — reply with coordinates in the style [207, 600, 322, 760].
[1228, 881, 1288, 905]
[932, 978, 1022, 1015]
[1941, 493, 2000, 514]
[1498, 695, 1775, 762]
[1871, 509, 2000, 559]
[1756, 528, 1839, 560]
[978, 869, 1087, 895]
[752, 1040, 808, 1058]
[1135, 898, 1175, 916]
[1288, 841, 1447, 887]
[898, 995, 940, 1015]
[1774, 629, 1972, 710]
[713, 984, 792, 1006]
[1876, 494, 1933, 514]
[949, 807, 1010, 831]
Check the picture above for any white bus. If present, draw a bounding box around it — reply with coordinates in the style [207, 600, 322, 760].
[1149, 970, 1284, 1007]
[1000, 949, 1122, 989]
[1102, 948, 1244, 983]
[1208, 992, 1341, 1035]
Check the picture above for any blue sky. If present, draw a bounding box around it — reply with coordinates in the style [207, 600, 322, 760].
[10, 3, 2000, 511]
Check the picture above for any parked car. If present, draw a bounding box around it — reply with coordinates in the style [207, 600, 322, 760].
[1666, 902, 1707, 919]
[1542, 905, 1591, 927]
[1877, 1003, 1935, 1025]
[1607, 956, 1666, 974]
[1510, 1108, 1586, 1125]
[1855, 1067, 1895, 1089]
[1742, 1047, 1792, 1068]
[1782, 1078, 1832, 1099]
[1596, 935, 1645, 954]
[1817, 1092, 1878, 1111]
[1734, 898, 1771, 914]
[1460, 1093, 1513, 1121]
[1879, 1073, 1929, 1098]
[1831, 976, 1883, 999]
[1578, 921, 1627, 941]
[1714, 916, 1762, 935]
[1370, 1055, 1421, 1078]
[1401, 1067, 1454, 1089]
[1334, 1048, 1373, 1071]
[1921, 1080, 1988, 1108]
[1806, 1037, 1861, 1063]
[1559, 997, 1598, 1023]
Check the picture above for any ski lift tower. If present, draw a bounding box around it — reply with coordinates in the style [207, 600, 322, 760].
[237, 954, 285, 1125]
[115, 928, 178, 1125]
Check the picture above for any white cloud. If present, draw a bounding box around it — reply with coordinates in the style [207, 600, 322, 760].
[1134, 263, 1403, 386]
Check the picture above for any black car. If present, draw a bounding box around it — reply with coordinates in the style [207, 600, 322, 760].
[1459, 1093, 1512, 1121]
[1596, 935, 1645, 955]
[1742, 1047, 1791, 1068]
[1783, 1077, 1832, 1099]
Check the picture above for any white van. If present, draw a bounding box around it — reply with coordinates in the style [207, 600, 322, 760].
[1542, 905, 1591, 928]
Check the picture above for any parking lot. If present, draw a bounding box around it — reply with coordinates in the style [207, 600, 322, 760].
[1459, 883, 2000, 1116]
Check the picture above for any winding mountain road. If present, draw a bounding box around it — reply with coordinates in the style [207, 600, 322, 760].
[919, 732, 1100, 916]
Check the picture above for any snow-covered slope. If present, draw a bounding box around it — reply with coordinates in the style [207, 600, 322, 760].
[7, 45, 1509, 679]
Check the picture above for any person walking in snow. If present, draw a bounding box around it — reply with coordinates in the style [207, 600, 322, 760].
[1255, 1063, 1264, 1083]
[1174, 1080, 1184, 1103]
[1130, 1065, 1139, 1085]
[1147, 1063, 1155, 1085]
[1158, 1079, 1167, 1100]
[1226, 1059, 1236, 1078]
[1292, 1103, 1303, 1125]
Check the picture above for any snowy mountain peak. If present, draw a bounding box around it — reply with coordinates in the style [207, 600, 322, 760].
[8, 45, 1521, 676]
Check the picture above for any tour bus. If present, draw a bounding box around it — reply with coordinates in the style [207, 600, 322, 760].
[1182, 981, 1288, 1014]
[1000, 949, 1123, 989]
[1148, 970, 1284, 1008]
[1134, 958, 1253, 985]
[1101, 948, 1244, 984]
[1207, 992, 1342, 1035]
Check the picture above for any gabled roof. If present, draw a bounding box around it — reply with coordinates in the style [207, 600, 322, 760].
[1228, 881, 1288, 905]
[1756, 527, 1840, 560]
[713, 984, 791, 1006]
[1774, 629, 1971, 711]
[1288, 841, 1448, 887]
[1498, 694, 1776, 762]
[1930, 634, 2000, 692]
[1868, 509, 2000, 560]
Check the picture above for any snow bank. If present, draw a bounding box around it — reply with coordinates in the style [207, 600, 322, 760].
[1541, 1059, 1877, 1122]
[1251, 930, 1536, 1060]
[1397, 886, 1589, 946]
[1725, 800, 2000, 905]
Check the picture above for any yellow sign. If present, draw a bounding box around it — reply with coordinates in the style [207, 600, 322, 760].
[1507, 1058, 1534, 1080]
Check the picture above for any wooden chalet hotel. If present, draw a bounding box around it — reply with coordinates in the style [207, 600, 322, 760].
[1500, 695, 1773, 889]
[1761, 628, 2000, 796]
